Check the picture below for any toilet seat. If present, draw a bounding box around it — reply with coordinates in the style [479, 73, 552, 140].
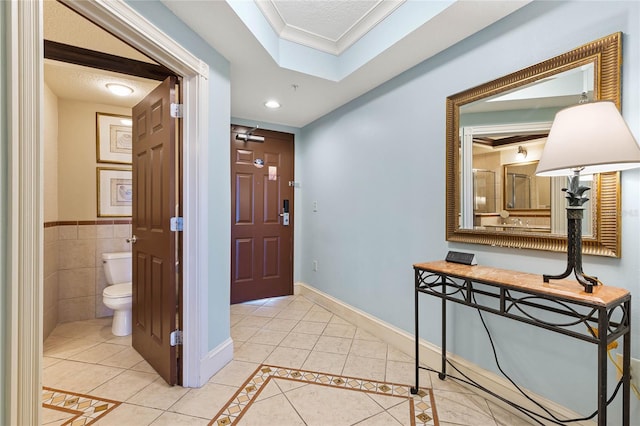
[103, 282, 132, 299]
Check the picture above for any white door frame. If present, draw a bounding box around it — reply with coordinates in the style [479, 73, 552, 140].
[6, 0, 211, 422]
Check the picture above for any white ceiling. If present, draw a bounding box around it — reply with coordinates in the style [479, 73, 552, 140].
[45, 0, 531, 128]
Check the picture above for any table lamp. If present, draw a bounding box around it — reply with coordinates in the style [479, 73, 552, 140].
[536, 101, 640, 293]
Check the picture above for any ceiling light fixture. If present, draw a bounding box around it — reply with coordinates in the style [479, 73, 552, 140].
[106, 83, 133, 97]
[264, 100, 281, 109]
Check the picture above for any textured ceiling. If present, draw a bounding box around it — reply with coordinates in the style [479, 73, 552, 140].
[256, 0, 404, 54]
[43, 0, 158, 108]
[46, 0, 531, 126]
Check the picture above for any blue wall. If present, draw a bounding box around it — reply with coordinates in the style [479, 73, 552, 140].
[298, 1, 640, 421]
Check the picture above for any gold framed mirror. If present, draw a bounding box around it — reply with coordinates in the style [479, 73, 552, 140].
[446, 33, 621, 257]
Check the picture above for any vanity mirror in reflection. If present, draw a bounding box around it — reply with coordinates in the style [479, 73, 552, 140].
[446, 33, 621, 256]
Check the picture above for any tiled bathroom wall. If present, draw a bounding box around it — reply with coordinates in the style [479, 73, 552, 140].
[43, 220, 131, 340]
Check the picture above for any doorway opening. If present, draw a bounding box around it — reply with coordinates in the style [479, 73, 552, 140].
[43, 1, 183, 385]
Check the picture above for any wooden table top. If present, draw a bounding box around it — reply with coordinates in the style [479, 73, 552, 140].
[414, 260, 630, 307]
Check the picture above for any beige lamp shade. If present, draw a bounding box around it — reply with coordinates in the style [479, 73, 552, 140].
[536, 101, 640, 176]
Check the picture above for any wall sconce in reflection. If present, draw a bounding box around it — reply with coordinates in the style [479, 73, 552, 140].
[515, 146, 527, 160]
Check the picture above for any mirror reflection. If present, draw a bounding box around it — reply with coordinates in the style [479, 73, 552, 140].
[459, 65, 593, 234]
[445, 33, 622, 257]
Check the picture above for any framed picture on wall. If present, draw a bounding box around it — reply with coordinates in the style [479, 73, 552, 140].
[97, 167, 132, 217]
[96, 112, 132, 164]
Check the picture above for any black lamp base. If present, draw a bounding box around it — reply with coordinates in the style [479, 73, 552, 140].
[543, 207, 598, 293]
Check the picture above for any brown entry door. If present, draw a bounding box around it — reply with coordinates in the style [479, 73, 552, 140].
[131, 76, 179, 385]
[231, 126, 294, 304]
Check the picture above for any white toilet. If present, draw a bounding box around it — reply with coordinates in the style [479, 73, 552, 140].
[102, 252, 133, 336]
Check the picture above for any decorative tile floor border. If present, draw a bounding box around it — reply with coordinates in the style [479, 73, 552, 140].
[210, 364, 438, 425]
[42, 387, 121, 426]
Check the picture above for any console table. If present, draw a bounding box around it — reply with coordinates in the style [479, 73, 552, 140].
[411, 261, 631, 426]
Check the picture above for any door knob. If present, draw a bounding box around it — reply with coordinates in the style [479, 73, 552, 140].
[126, 235, 137, 244]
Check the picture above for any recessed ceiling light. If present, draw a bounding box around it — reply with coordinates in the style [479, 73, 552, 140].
[264, 100, 281, 109]
[106, 83, 133, 97]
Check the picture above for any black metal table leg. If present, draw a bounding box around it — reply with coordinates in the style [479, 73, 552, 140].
[440, 275, 446, 380]
[597, 307, 607, 426]
[411, 269, 419, 394]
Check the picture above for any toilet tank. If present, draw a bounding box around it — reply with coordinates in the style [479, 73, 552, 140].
[102, 251, 132, 285]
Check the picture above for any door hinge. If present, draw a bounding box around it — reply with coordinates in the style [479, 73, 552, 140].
[170, 217, 183, 231]
[170, 330, 183, 346]
[170, 103, 183, 118]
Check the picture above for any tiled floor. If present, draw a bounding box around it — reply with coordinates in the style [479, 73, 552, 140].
[43, 295, 534, 425]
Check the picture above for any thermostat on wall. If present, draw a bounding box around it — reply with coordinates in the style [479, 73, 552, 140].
[445, 251, 477, 265]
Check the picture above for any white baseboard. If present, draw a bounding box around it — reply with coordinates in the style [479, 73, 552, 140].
[197, 337, 234, 387]
[294, 282, 594, 426]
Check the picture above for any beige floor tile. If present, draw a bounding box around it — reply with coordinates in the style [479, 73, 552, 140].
[387, 346, 413, 362]
[323, 323, 357, 338]
[99, 346, 145, 368]
[253, 377, 284, 402]
[342, 355, 386, 382]
[292, 320, 327, 335]
[301, 351, 347, 376]
[275, 309, 309, 320]
[106, 334, 132, 346]
[251, 306, 281, 317]
[349, 339, 388, 359]
[428, 371, 474, 394]
[487, 400, 536, 426]
[286, 382, 385, 425]
[93, 403, 163, 426]
[209, 360, 260, 387]
[149, 411, 210, 426]
[230, 313, 244, 326]
[169, 383, 237, 419]
[263, 317, 298, 332]
[130, 359, 158, 374]
[49, 320, 112, 341]
[367, 392, 409, 410]
[328, 315, 350, 325]
[128, 376, 190, 410]
[354, 328, 383, 342]
[67, 342, 127, 363]
[235, 315, 272, 328]
[313, 335, 353, 354]
[230, 304, 259, 315]
[44, 337, 101, 359]
[43, 359, 124, 394]
[385, 399, 414, 425]
[90, 370, 158, 401]
[285, 298, 314, 311]
[234, 342, 276, 363]
[274, 377, 309, 393]
[280, 331, 320, 350]
[264, 295, 296, 307]
[356, 410, 404, 425]
[247, 329, 288, 346]
[42, 405, 75, 426]
[237, 392, 306, 425]
[42, 356, 62, 369]
[434, 389, 496, 426]
[302, 310, 333, 323]
[385, 360, 431, 387]
[231, 325, 260, 342]
[263, 346, 310, 369]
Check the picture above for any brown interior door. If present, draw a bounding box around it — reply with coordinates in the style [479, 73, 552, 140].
[131, 76, 178, 385]
[231, 126, 294, 304]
